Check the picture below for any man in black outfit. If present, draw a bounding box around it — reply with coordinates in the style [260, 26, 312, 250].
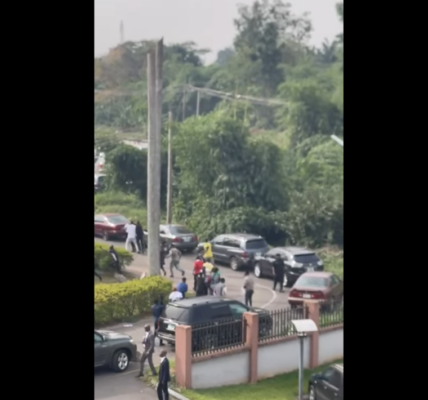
[272, 253, 285, 292]
[109, 245, 121, 274]
[157, 349, 170, 400]
[136, 221, 145, 254]
[159, 241, 168, 276]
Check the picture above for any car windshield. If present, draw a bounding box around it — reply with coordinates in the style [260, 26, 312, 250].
[293, 253, 319, 264]
[165, 305, 186, 321]
[245, 239, 268, 250]
[169, 226, 191, 234]
[295, 276, 328, 288]
[107, 215, 128, 224]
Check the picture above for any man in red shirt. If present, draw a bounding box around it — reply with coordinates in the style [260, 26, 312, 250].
[193, 256, 204, 291]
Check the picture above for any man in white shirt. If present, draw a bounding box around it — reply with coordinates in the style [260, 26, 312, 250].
[124, 220, 137, 252]
[168, 288, 183, 302]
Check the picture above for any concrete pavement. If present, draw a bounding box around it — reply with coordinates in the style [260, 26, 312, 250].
[95, 237, 291, 310]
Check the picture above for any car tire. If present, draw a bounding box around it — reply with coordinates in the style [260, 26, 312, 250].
[254, 263, 262, 278]
[102, 230, 109, 241]
[111, 350, 130, 372]
[308, 384, 316, 400]
[230, 257, 239, 271]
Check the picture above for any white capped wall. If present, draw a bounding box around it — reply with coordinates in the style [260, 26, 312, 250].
[257, 337, 309, 379]
[319, 328, 343, 365]
[191, 350, 250, 389]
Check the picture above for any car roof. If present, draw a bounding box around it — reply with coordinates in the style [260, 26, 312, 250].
[167, 296, 233, 308]
[279, 246, 315, 255]
[225, 233, 263, 240]
[101, 213, 123, 217]
[300, 271, 333, 278]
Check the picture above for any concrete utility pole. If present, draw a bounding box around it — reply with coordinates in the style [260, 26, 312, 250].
[166, 111, 173, 224]
[146, 39, 163, 276]
[196, 90, 200, 116]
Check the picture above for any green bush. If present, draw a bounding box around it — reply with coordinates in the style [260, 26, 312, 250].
[95, 242, 134, 271]
[94, 276, 172, 325]
[318, 247, 343, 279]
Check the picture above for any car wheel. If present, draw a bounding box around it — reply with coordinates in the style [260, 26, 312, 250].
[111, 350, 129, 372]
[308, 384, 316, 400]
[102, 230, 109, 241]
[254, 263, 262, 278]
[230, 257, 239, 271]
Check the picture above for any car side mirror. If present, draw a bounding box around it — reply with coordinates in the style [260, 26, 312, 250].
[102, 335, 107, 341]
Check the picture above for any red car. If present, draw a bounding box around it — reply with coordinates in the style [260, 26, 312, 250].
[288, 271, 343, 307]
[94, 213, 129, 241]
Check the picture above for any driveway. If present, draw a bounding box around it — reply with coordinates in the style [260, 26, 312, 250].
[95, 237, 291, 310]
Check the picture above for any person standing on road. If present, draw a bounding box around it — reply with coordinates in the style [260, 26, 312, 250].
[166, 247, 185, 277]
[136, 324, 157, 378]
[124, 220, 138, 252]
[214, 277, 226, 296]
[136, 221, 145, 254]
[203, 241, 213, 263]
[109, 245, 121, 274]
[159, 241, 168, 276]
[272, 253, 285, 292]
[151, 299, 165, 346]
[157, 349, 171, 400]
[177, 277, 188, 298]
[210, 267, 221, 295]
[196, 273, 207, 296]
[243, 271, 255, 307]
[193, 256, 204, 291]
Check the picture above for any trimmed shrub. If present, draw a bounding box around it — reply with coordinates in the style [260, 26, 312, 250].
[95, 242, 133, 271]
[94, 276, 172, 325]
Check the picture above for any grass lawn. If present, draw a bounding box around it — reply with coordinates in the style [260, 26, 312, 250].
[180, 359, 342, 400]
[94, 271, 136, 285]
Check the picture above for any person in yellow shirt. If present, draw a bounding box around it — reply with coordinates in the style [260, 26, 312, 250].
[203, 242, 213, 263]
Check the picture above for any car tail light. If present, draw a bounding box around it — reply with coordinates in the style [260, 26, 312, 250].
[193, 235, 198, 242]
[290, 289, 301, 297]
[172, 237, 181, 242]
[312, 291, 325, 299]
[242, 251, 249, 258]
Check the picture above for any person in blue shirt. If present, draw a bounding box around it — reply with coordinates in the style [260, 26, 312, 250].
[151, 298, 165, 346]
[177, 277, 188, 298]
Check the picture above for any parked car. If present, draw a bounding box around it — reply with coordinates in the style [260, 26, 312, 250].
[288, 272, 343, 307]
[197, 233, 269, 270]
[308, 363, 343, 400]
[94, 329, 137, 372]
[94, 174, 107, 192]
[144, 224, 198, 253]
[157, 296, 272, 350]
[253, 246, 323, 287]
[94, 213, 129, 241]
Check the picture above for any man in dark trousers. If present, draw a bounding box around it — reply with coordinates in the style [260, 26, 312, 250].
[157, 349, 170, 400]
[159, 241, 168, 276]
[109, 245, 121, 274]
[151, 298, 165, 346]
[272, 253, 285, 292]
[136, 324, 157, 377]
[136, 221, 145, 254]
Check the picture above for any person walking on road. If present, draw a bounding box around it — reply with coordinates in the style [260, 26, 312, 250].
[159, 241, 168, 276]
[193, 256, 204, 291]
[136, 221, 145, 254]
[166, 247, 185, 277]
[109, 245, 121, 274]
[243, 271, 255, 307]
[136, 324, 157, 378]
[151, 299, 165, 346]
[124, 220, 137, 252]
[157, 350, 171, 400]
[272, 253, 285, 292]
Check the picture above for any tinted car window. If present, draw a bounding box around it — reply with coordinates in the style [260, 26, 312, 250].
[165, 305, 187, 321]
[107, 215, 128, 224]
[212, 235, 224, 245]
[208, 304, 232, 319]
[293, 254, 319, 264]
[94, 332, 103, 342]
[245, 239, 268, 250]
[324, 368, 342, 389]
[169, 226, 192, 234]
[223, 238, 240, 248]
[229, 302, 248, 317]
[295, 276, 328, 288]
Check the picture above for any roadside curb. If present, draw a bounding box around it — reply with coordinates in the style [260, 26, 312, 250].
[169, 389, 190, 400]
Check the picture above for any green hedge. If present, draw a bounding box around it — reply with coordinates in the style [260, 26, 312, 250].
[95, 242, 133, 271]
[94, 276, 172, 325]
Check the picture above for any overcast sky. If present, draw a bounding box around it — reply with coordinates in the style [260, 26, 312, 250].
[95, 0, 342, 63]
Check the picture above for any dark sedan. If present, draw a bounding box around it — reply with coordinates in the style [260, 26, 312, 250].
[144, 224, 198, 253]
[253, 246, 323, 287]
[308, 363, 343, 400]
[94, 213, 128, 241]
[94, 330, 137, 372]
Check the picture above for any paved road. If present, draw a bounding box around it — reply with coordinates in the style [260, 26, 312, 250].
[95, 237, 291, 310]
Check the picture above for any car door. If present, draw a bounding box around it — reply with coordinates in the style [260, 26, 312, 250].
[94, 215, 105, 236]
[211, 235, 225, 262]
[222, 237, 242, 261]
[316, 367, 342, 400]
[94, 332, 108, 367]
[261, 248, 278, 277]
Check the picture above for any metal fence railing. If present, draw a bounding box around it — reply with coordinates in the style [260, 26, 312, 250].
[320, 298, 344, 328]
[258, 306, 307, 342]
[191, 317, 247, 357]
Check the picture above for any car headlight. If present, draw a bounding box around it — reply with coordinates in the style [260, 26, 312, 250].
[317, 261, 323, 266]
[129, 339, 134, 343]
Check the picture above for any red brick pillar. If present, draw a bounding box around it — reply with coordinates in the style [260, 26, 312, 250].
[305, 301, 320, 369]
[175, 325, 192, 388]
[244, 312, 259, 383]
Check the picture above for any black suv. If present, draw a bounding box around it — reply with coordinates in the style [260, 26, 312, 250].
[157, 296, 272, 351]
[308, 363, 343, 400]
[197, 233, 269, 271]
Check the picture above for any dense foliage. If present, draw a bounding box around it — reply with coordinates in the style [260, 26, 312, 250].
[95, 1, 343, 249]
